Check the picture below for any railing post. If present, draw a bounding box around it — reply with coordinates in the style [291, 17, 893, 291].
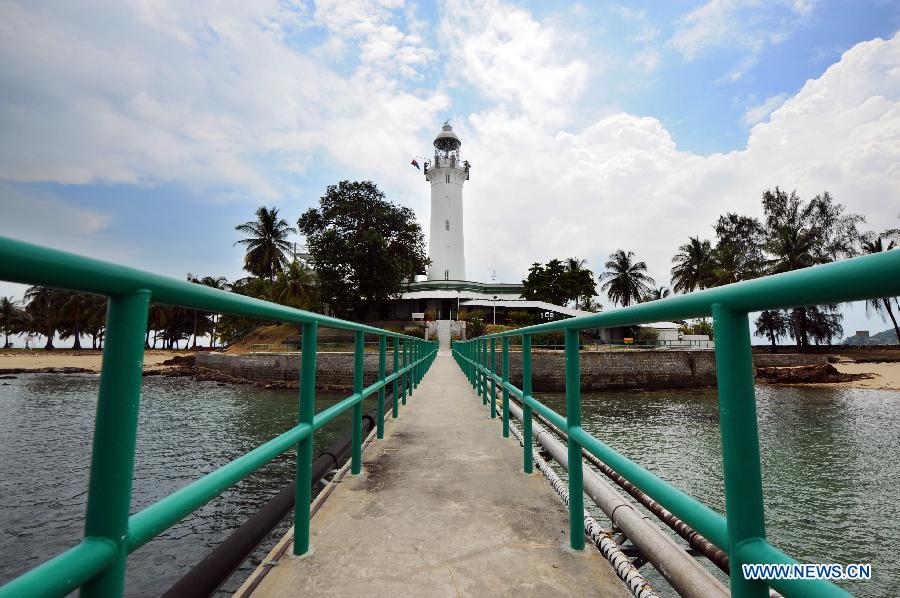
[377, 334, 386, 439]
[408, 340, 415, 397]
[294, 320, 317, 555]
[480, 337, 487, 405]
[392, 337, 399, 418]
[501, 336, 510, 437]
[521, 334, 533, 473]
[564, 327, 584, 551]
[471, 341, 477, 389]
[401, 338, 408, 405]
[414, 340, 420, 388]
[81, 291, 150, 598]
[351, 330, 364, 475]
[712, 304, 768, 598]
[488, 338, 495, 409]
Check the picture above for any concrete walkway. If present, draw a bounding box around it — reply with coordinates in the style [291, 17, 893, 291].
[249, 354, 628, 597]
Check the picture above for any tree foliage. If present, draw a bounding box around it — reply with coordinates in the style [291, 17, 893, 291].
[235, 206, 296, 281]
[298, 180, 429, 319]
[671, 187, 864, 349]
[599, 250, 655, 307]
[521, 257, 596, 309]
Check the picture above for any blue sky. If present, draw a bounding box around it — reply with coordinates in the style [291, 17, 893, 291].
[1, 0, 899, 340]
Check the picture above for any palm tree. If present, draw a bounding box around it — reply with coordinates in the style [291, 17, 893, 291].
[860, 233, 900, 342]
[24, 286, 65, 350]
[275, 261, 318, 310]
[599, 250, 655, 307]
[235, 206, 297, 282]
[58, 292, 92, 350]
[755, 310, 789, 347]
[0, 297, 24, 348]
[671, 237, 714, 293]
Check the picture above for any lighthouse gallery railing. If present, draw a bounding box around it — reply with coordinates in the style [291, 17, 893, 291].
[0, 236, 438, 598]
[453, 247, 900, 598]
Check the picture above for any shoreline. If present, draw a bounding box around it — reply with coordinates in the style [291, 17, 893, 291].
[1, 350, 899, 391]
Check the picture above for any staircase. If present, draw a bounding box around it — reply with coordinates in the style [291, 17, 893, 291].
[436, 319, 452, 351]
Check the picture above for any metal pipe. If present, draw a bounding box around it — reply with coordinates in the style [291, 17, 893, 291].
[520, 396, 730, 574]
[508, 401, 729, 598]
[505, 413, 659, 598]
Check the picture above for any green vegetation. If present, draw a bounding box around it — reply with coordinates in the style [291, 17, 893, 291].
[298, 180, 429, 319]
[599, 250, 655, 307]
[521, 257, 597, 310]
[667, 188, 899, 348]
[234, 206, 296, 282]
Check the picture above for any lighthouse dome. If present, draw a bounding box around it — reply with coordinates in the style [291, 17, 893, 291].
[433, 123, 461, 152]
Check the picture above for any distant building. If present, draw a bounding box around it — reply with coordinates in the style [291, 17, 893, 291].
[364, 123, 626, 345]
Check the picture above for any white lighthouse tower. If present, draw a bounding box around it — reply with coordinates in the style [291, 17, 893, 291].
[425, 123, 469, 281]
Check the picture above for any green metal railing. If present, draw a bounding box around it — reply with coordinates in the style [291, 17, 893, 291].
[453, 248, 900, 598]
[0, 236, 438, 598]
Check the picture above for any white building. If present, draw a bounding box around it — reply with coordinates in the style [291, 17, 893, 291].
[425, 123, 469, 281]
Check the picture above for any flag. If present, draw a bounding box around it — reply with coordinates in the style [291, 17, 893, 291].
[411, 159, 420, 170]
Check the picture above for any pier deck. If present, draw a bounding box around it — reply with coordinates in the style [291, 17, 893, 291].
[247, 353, 627, 597]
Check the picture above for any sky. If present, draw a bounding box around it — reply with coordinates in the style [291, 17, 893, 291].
[1, 0, 899, 341]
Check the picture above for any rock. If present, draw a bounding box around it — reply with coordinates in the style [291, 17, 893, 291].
[0, 375, 17, 380]
[756, 363, 870, 384]
[161, 354, 196, 366]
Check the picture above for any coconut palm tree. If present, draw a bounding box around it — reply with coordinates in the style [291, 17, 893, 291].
[671, 237, 714, 293]
[0, 296, 24, 348]
[860, 232, 900, 342]
[599, 250, 655, 307]
[235, 206, 297, 282]
[275, 261, 318, 310]
[24, 286, 65, 350]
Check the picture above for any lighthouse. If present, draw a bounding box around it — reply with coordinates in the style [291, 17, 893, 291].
[425, 123, 469, 281]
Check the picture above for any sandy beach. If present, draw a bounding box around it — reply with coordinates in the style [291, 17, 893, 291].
[830, 362, 900, 391]
[0, 350, 191, 373]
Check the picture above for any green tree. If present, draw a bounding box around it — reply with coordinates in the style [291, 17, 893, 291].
[599, 250, 655, 307]
[754, 310, 789, 347]
[522, 258, 596, 308]
[671, 237, 714, 293]
[762, 188, 862, 348]
[23, 287, 66, 350]
[298, 180, 429, 319]
[274, 261, 318, 311]
[860, 232, 900, 342]
[0, 297, 25, 348]
[235, 206, 297, 282]
[713, 213, 766, 283]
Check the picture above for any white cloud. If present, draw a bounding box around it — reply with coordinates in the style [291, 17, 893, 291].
[670, 0, 815, 81]
[459, 32, 900, 302]
[741, 93, 788, 126]
[632, 48, 662, 73]
[1, 0, 898, 320]
[0, 0, 446, 199]
[439, 0, 588, 125]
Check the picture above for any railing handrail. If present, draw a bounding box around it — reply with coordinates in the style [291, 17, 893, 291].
[451, 249, 900, 598]
[0, 235, 439, 598]
[0, 236, 419, 338]
[476, 249, 900, 339]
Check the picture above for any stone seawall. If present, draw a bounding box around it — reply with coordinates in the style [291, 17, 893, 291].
[197, 351, 828, 392]
[195, 352, 396, 390]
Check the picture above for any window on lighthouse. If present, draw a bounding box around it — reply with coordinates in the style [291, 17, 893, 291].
[445, 219, 450, 231]
[445, 173, 450, 183]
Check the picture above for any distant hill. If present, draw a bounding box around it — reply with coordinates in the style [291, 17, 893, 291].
[842, 327, 899, 345]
